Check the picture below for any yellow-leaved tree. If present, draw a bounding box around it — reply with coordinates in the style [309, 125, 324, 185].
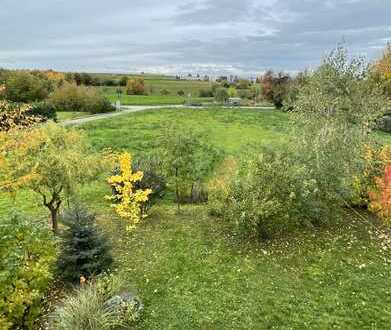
[106, 152, 152, 230]
[0, 123, 111, 233]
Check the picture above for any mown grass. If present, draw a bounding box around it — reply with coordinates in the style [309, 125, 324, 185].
[2, 107, 391, 329]
[81, 107, 291, 155]
[56, 111, 91, 121]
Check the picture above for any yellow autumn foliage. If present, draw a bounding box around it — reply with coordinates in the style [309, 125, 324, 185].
[106, 152, 152, 231]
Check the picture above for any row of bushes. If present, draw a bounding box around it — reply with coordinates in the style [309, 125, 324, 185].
[0, 71, 114, 114]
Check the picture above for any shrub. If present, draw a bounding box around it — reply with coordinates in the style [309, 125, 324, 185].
[0, 213, 56, 329]
[369, 163, 391, 225]
[49, 83, 113, 114]
[126, 78, 145, 95]
[57, 204, 113, 283]
[177, 90, 185, 96]
[238, 89, 251, 99]
[214, 87, 228, 103]
[198, 88, 213, 97]
[216, 150, 329, 239]
[4, 71, 50, 102]
[51, 274, 142, 330]
[160, 88, 170, 96]
[28, 101, 57, 121]
[133, 156, 166, 209]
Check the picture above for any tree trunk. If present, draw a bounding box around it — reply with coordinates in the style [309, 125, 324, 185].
[50, 207, 59, 234]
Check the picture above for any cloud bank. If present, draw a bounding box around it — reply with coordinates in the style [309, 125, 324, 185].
[1, 0, 390, 74]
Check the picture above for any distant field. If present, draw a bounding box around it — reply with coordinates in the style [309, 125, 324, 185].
[105, 93, 213, 106]
[101, 81, 211, 96]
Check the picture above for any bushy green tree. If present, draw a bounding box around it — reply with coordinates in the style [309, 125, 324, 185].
[58, 204, 113, 283]
[49, 83, 113, 114]
[0, 123, 110, 233]
[160, 127, 220, 210]
[216, 47, 388, 239]
[214, 87, 228, 103]
[260, 71, 291, 108]
[4, 71, 50, 102]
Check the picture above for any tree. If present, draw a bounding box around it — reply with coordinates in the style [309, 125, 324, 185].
[119, 76, 128, 87]
[214, 87, 229, 103]
[126, 78, 145, 95]
[260, 71, 291, 108]
[227, 86, 238, 98]
[49, 83, 113, 114]
[0, 123, 109, 233]
[57, 204, 113, 282]
[237, 79, 250, 89]
[106, 152, 152, 230]
[372, 42, 391, 98]
[159, 127, 219, 211]
[4, 71, 50, 103]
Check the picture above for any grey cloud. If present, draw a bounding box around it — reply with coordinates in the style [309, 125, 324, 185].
[0, 0, 390, 74]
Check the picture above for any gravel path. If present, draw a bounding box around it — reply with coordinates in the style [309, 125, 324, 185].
[61, 105, 184, 126]
[61, 104, 274, 126]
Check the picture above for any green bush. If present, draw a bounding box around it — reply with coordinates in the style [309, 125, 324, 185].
[177, 90, 185, 96]
[214, 87, 228, 103]
[0, 213, 56, 329]
[198, 88, 213, 97]
[216, 150, 329, 239]
[133, 156, 167, 209]
[57, 204, 113, 283]
[52, 274, 142, 330]
[4, 71, 50, 103]
[27, 101, 57, 121]
[49, 83, 113, 114]
[160, 88, 170, 96]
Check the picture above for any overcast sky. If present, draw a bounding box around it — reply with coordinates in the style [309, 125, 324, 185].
[0, 0, 390, 75]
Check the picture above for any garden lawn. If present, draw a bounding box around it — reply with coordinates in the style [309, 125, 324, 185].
[77, 107, 391, 329]
[1, 107, 390, 329]
[81, 107, 291, 155]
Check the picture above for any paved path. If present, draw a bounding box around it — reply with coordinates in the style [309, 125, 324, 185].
[61, 104, 274, 126]
[61, 105, 184, 126]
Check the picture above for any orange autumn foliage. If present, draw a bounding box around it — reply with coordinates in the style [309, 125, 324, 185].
[369, 163, 391, 224]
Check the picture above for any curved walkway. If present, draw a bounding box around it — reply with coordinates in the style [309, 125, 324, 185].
[61, 105, 184, 126]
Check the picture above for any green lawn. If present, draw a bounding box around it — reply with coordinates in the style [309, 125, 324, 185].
[2, 107, 391, 329]
[81, 107, 290, 155]
[77, 108, 391, 329]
